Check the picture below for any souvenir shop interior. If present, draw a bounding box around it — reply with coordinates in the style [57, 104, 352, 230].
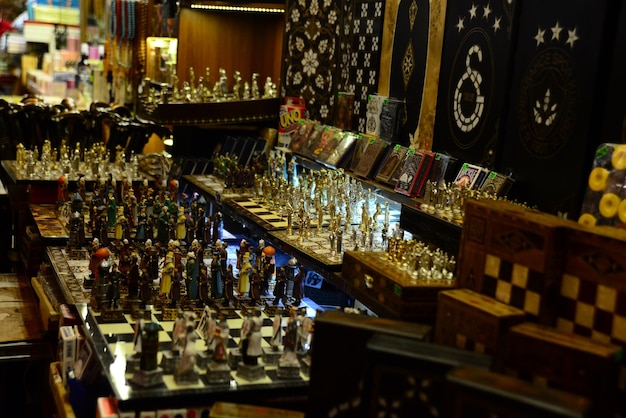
[0, 0, 625, 417]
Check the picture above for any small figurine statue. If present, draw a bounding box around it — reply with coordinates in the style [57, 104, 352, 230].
[273, 265, 288, 306]
[185, 252, 199, 301]
[292, 261, 306, 306]
[238, 253, 253, 297]
[251, 73, 260, 99]
[242, 310, 263, 366]
[198, 264, 210, 307]
[222, 264, 234, 307]
[160, 254, 175, 300]
[279, 307, 301, 368]
[171, 310, 187, 355]
[197, 305, 217, 353]
[175, 323, 199, 383]
[210, 253, 223, 299]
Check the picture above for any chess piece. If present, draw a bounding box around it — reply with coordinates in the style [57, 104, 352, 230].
[244, 311, 263, 365]
[160, 254, 174, 300]
[185, 252, 199, 301]
[238, 252, 253, 297]
[107, 192, 117, 229]
[249, 267, 262, 305]
[127, 252, 140, 300]
[210, 253, 223, 299]
[114, 206, 129, 242]
[171, 310, 187, 355]
[270, 313, 282, 351]
[222, 264, 234, 306]
[273, 265, 288, 306]
[170, 266, 183, 308]
[197, 306, 217, 353]
[261, 246, 276, 296]
[105, 263, 122, 310]
[278, 307, 301, 378]
[175, 324, 199, 384]
[132, 322, 163, 387]
[198, 264, 210, 307]
[206, 322, 231, 383]
[176, 206, 186, 242]
[292, 262, 306, 306]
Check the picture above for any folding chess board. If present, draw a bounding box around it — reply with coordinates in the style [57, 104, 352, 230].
[482, 253, 544, 318]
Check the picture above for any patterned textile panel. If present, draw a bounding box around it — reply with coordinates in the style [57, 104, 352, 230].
[432, 0, 521, 166]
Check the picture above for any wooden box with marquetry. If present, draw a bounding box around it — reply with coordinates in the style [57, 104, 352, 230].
[341, 250, 456, 322]
[556, 225, 626, 347]
[458, 199, 571, 323]
[498, 322, 622, 416]
[444, 366, 594, 418]
[435, 288, 527, 355]
[557, 225, 626, 415]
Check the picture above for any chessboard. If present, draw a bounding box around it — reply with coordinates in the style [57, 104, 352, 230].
[225, 198, 294, 231]
[182, 174, 252, 202]
[88, 303, 315, 396]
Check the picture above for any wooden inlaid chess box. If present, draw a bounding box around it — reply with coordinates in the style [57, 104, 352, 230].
[342, 251, 456, 322]
[457, 199, 571, 323]
[435, 288, 527, 355]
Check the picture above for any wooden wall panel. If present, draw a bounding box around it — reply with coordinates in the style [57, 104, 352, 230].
[176, 8, 284, 89]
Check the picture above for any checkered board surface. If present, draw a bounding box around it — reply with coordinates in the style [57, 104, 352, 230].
[226, 198, 294, 231]
[92, 307, 312, 391]
[227, 197, 402, 233]
[482, 254, 543, 318]
[555, 274, 626, 346]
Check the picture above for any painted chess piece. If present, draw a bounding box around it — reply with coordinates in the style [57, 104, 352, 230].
[185, 251, 199, 301]
[249, 267, 262, 305]
[198, 264, 210, 307]
[273, 265, 288, 306]
[160, 254, 174, 300]
[238, 253, 253, 297]
[210, 251, 223, 299]
[292, 261, 306, 306]
[132, 322, 163, 387]
[175, 324, 199, 384]
[277, 307, 302, 378]
[222, 264, 234, 307]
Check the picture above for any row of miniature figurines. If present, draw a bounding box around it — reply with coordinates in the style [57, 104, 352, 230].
[141, 67, 278, 107]
[129, 305, 312, 385]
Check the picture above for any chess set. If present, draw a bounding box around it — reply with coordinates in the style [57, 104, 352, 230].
[43, 244, 316, 412]
[88, 304, 314, 392]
